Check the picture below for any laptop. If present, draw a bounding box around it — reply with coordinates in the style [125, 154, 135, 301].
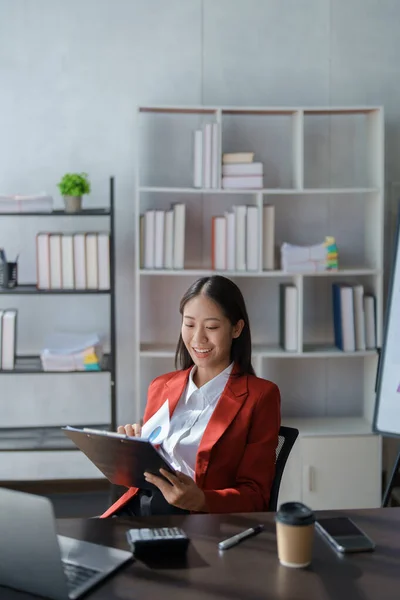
[0, 488, 133, 600]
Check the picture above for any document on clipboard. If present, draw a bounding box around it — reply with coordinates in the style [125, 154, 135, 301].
[62, 424, 175, 490]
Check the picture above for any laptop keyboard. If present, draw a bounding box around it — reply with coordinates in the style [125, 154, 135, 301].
[62, 560, 100, 593]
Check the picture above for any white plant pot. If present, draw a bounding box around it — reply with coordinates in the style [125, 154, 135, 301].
[64, 195, 82, 213]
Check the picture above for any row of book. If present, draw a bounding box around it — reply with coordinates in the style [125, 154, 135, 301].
[333, 283, 376, 352]
[193, 124, 219, 189]
[279, 283, 377, 353]
[36, 232, 110, 290]
[212, 204, 275, 271]
[0, 309, 17, 370]
[192, 124, 264, 190]
[140, 204, 185, 270]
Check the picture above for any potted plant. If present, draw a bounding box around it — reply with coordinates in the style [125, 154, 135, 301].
[57, 172, 91, 213]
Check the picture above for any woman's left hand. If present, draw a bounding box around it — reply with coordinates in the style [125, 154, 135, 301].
[144, 469, 207, 512]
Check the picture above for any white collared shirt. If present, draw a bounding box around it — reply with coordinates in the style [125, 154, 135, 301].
[160, 362, 234, 478]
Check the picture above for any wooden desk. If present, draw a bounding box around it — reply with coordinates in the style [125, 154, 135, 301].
[2, 508, 400, 599]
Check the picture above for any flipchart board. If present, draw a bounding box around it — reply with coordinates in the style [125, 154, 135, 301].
[374, 204, 400, 437]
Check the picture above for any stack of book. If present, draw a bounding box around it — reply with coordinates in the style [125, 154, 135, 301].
[40, 332, 104, 372]
[0, 309, 17, 370]
[0, 193, 53, 213]
[221, 153, 264, 189]
[36, 232, 110, 290]
[140, 203, 185, 269]
[193, 123, 219, 189]
[332, 284, 376, 352]
[212, 204, 275, 271]
[281, 237, 339, 273]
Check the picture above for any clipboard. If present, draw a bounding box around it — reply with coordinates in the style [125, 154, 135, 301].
[62, 426, 175, 490]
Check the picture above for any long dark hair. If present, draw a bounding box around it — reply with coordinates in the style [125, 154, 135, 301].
[174, 275, 255, 376]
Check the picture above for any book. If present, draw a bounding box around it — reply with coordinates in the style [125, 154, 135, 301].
[1, 309, 17, 370]
[211, 216, 227, 270]
[97, 233, 110, 290]
[364, 295, 376, 349]
[203, 123, 212, 189]
[193, 130, 203, 188]
[222, 175, 263, 189]
[85, 233, 99, 289]
[144, 210, 155, 269]
[353, 285, 366, 351]
[225, 211, 236, 271]
[73, 234, 86, 289]
[49, 234, 62, 289]
[222, 152, 254, 164]
[332, 284, 356, 352]
[211, 123, 219, 189]
[154, 210, 165, 269]
[173, 203, 185, 269]
[36, 233, 51, 289]
[246, 206, 259, 271]
[61, 235, 74, 290]
[263, 204, 275, 270]
[222, 162, 263, 176]
[163, 210, 174, 269]
[280, 285, 298, 352]
[234, 205, 247, 271]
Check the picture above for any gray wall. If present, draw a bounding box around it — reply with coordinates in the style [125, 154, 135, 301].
[0, 1, 400, 463]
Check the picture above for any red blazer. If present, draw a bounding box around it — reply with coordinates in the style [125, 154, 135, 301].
[100, 366, 281, 518]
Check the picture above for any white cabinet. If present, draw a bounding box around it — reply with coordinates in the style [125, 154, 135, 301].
[278, 427, 382, 510]
[301, 435, 382, 510]
[136, 105, 385, 510]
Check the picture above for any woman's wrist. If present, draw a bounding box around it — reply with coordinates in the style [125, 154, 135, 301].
[195, 490, 207, 512]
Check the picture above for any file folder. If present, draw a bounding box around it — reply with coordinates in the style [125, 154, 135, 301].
[62, 426, 175, 490]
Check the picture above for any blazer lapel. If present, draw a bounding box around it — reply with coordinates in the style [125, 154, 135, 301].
[195, 370, 248, 485]
[164, 368, 191, 417]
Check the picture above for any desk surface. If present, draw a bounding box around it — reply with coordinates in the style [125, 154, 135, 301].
[2, 507, 400, 600]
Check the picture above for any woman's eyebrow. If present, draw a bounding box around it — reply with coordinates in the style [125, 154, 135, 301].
[183, 316, 221, 321]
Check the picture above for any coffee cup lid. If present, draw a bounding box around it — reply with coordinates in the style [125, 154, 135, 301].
[275, 502, 315, 526]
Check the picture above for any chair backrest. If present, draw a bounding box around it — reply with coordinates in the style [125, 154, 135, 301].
[268, 425, 299, 512]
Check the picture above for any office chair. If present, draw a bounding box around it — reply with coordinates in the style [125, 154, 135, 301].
[268, 425, 299, 512]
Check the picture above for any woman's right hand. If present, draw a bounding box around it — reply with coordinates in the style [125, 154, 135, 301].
[117, 423, 142, 437]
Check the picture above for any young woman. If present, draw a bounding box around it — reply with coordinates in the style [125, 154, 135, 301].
[101, 275, 281, 517]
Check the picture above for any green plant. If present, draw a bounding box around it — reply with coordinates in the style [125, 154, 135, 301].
[57, 172, 91, 197]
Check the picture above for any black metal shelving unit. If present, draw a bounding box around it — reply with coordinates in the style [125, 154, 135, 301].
[0, 177, 117, 461]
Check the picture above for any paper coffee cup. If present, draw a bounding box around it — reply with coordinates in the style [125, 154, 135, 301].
[275, 502, 315, 568]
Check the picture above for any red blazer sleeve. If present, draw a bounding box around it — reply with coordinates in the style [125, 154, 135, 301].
[202, 382, 281, 513]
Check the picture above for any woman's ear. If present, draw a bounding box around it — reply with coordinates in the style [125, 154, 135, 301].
[232, 319, 245, 339]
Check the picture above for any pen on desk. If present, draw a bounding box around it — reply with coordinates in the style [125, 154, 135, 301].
[218, 524, 265, 551]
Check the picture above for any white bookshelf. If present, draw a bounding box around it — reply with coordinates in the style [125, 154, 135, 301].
[135, 105, 384, 510]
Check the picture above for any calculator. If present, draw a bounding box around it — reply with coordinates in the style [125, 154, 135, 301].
[126, 527, 190, 556]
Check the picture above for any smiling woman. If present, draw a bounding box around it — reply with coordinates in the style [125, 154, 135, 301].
[101, 275, 281, 518]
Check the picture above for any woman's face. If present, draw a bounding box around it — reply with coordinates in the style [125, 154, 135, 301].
[181, 294, 243, 376]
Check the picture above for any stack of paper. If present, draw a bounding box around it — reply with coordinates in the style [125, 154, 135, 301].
[281, 237, 339, 273]
[0, 193, 53, 213]
[40, 332, 104, 371]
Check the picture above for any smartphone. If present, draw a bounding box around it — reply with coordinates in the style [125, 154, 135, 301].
[315, 517, 375, 553]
